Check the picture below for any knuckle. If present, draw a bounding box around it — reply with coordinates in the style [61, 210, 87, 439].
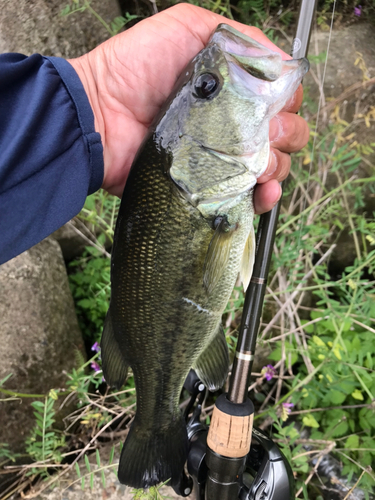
[277, 152, 291, 181]
[283, 115, 307, 152]
[250, 27, 263, 38]
[302, 121, 310, 147]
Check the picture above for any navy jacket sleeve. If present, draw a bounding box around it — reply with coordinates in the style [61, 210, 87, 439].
[0, 53, 104, 265]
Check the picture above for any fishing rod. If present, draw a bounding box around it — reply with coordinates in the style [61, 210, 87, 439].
[172, 1, 318, 499]
[227, 0, 318, 408]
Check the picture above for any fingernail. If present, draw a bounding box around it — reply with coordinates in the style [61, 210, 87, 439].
[267, 151, 277, 176]
[274, 185, 282, 204]
[269, 116, 283, 143]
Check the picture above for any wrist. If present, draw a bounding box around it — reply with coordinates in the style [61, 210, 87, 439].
[68, 54, 107, 158]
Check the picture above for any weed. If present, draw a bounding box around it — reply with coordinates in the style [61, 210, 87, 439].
[61, 0, 139, 37]
[25, 396, 66, 479]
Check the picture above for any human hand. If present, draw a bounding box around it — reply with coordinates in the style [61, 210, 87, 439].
[69, 3, 309, 213]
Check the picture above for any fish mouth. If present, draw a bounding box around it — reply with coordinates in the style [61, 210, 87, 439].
[210, 24, 309, 86]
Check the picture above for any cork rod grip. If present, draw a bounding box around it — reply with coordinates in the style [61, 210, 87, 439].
[207, 396, 254, 458]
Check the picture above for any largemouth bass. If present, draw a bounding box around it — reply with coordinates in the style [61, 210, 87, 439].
[101, 24, 309, 489]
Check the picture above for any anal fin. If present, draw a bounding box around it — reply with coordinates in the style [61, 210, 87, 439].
[193, 323, 229, 391]
[101, 311, 129, 389]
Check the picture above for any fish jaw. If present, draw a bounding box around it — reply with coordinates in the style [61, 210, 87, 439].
[211, 23, 309, 97]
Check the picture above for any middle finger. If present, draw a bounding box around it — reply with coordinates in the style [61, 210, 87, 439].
[257, 147, 291, 184]
[269, 112, 310, 153]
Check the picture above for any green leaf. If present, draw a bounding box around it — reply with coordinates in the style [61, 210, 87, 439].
[312, 335, 326, 347]
[342, 318, 352, 331]
[97, 233, 107, 246]
[0, 373, 13, 386]
[75, 462, 81, 478]
[349, 417, 355, 433]
[60, 5, 71, 16]
[344, 434, 359, 449]
[32, 401, 44, 408]
[303, 414, 320, 428]
[311, 312, 325, 325]
[359, 451, 373, 467]
[109, 445, 115, 465]
[352, 336, 361, 351]
[327, 389, 346, 405]
[331, 420, 349, 438]
[84, 195, 96, 211]
[351, 389, 364, 400]
[84, 454, 91, 472]
[302, 320, 314, 334]
[337, 380, 356, 395]
[365, 352, 373, 370]
[254, 392, 265, 402]
[77, 298, 93, 309]
[359, 408, 375, 429]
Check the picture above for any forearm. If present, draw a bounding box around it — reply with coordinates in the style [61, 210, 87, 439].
[0, 53, 104, 265]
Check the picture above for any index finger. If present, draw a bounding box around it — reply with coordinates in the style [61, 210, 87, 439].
[164, 4, 293, 60]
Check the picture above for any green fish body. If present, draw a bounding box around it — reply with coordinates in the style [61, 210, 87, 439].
[101, 24, 309, 489]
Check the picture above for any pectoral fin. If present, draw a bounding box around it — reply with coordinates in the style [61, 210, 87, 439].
[101, 311, 129, 389]
[203, 217, 235, 294]
[240, 225, 255, 291]
[193, 323, 229, 391]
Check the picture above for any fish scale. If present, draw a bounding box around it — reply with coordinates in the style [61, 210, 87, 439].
[101, 23, 309, 490]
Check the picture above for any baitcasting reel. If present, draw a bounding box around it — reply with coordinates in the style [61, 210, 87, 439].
[172, 370, 295, 500]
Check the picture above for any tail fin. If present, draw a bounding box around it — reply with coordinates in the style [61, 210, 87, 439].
[118, 415, 188, 489]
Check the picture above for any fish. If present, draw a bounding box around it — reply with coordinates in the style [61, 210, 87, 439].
[101, 24, 309, 489]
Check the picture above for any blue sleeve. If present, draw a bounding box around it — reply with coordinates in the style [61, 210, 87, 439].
[0, 53, 104, 265]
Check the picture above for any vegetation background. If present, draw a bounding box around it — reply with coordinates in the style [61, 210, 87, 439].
[0, 1, 374, 499]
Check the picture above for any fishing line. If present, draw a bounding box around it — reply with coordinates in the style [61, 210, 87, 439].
[292, 0, 337, 284]
[279, 0, 337, 362]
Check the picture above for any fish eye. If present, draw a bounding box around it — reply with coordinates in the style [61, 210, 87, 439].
[194, 73, 220, 99]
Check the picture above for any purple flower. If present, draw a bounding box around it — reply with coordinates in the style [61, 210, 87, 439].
[283, 402, 294, 410]
[91, 361, 101, 373]
[279, 402, 294, 422]
[261, 364, 276, 381]
[354, 5, 362, 16]
[91, 342, 101, 353]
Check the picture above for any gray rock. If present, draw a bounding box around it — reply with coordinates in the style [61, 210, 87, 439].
[0, 238, 85, 454]
[304, 22, 375, 122]
[52, 219, 94, 262]
[0, 0, 122, 57]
